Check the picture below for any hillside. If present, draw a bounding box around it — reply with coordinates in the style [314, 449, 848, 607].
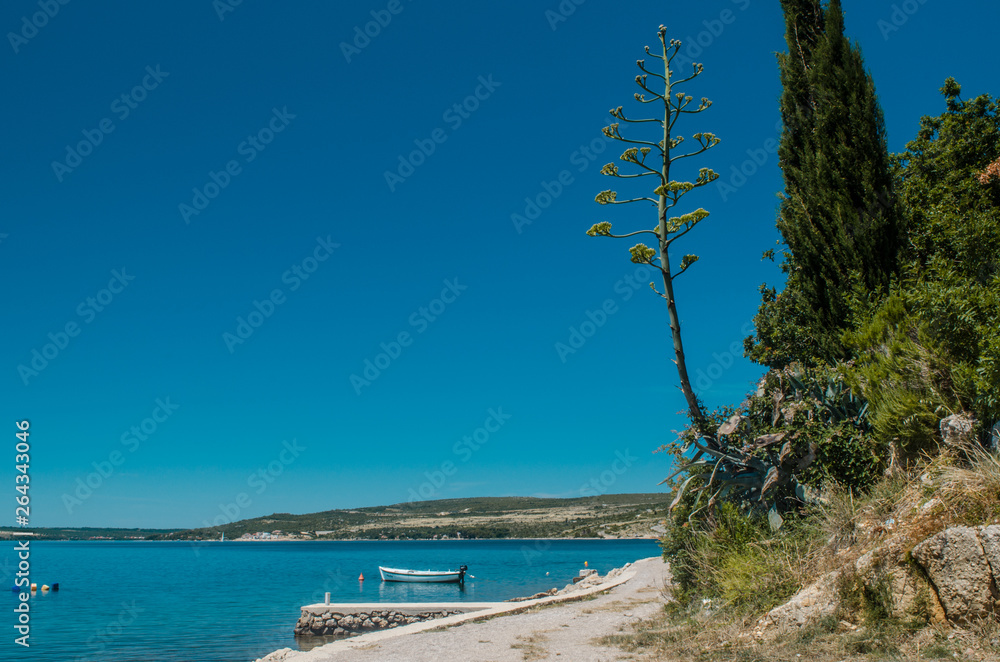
[153, 493, 669, 541]
[0, 527, 180, 541]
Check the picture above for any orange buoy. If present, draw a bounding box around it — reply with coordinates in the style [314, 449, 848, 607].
[358, 573, 365, 581]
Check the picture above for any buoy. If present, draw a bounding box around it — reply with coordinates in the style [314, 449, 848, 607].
[584, 561, 588, 567]
[51, 583, 59, 591]
[41, 585, 49, 592]
[30, 583, 37, 591]
[358, 573, 364, 581]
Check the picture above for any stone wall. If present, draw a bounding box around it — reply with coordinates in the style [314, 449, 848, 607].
[294, 609, 464, 637]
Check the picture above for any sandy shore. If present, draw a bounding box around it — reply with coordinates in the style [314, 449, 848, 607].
[257, 556, 670, 662]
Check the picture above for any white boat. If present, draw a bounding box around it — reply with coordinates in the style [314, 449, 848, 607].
[378, 565, 468, 583]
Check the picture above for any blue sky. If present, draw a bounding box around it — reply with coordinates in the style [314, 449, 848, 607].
[3, 0, 997, 528]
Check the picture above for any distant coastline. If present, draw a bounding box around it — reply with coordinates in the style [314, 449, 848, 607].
[3, 493, 669, 542]
[4, 533, 660, 542]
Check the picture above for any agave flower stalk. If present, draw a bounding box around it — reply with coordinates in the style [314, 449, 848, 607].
[587, 25, 720, 434]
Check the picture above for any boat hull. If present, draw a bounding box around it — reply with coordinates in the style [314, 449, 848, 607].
[378, 566, 465, 583]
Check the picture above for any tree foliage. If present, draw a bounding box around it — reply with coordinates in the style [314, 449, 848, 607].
[747, 0, 901, 368]
[847, 80, 1000, 444]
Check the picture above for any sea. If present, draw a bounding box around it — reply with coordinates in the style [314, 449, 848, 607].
[3, 538, 662, 662]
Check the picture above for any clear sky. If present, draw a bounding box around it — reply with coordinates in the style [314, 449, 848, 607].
[3, 0, 997, 529]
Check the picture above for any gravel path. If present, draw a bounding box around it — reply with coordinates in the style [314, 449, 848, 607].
[262, 556, 670, 662]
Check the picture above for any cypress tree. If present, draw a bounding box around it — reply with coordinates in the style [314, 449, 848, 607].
[747, 0, 901, 367]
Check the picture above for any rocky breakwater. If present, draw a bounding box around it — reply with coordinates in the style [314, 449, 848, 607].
[294, 608, 464, 637]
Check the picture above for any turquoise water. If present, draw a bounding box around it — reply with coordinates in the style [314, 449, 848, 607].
[4, 539, 661, 662]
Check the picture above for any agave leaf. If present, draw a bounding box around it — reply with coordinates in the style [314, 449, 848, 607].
[688, 437, 750, 466]
[747, 432, 786, 451]
[658, 459, 713, 485]
[703, 456, 727, 491]
[714, 471, 764, 486]
[669, 474, 698, 510]
[795, 482, 830, 506]
[689, 482, 710, 511]
[772, 391, 786, 426]
[796, 442, 819, 470]
[768, 505, 784, 531]
[717, 414, 743, 436]
[760, 466, 781, 496]
[706, 485, 726, 511]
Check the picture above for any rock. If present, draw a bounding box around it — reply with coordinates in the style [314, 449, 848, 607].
[976, 525, 1000, 574]
[855, 543, 945, 623]
[911, 525, 998, 624]
[759, 571, 839, 630]
[940, 413, 976, 448]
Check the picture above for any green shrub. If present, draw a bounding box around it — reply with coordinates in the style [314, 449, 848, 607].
[661, 504, 810, 614]
[663, 365, 880, 529]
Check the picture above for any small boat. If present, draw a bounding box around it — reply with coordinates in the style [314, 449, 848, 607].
[379, 565, 467, 583]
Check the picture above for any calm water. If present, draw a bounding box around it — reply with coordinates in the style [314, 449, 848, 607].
[3, 539, 661, 662]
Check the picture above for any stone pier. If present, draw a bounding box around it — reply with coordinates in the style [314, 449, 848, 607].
[294, 602, 495, 637]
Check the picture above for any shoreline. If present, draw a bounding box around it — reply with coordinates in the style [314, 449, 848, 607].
[257, 555, 669, 662]
[16, 535, 660, 542]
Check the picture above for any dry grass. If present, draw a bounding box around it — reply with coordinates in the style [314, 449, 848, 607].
[804, 443, 1000, 585]
[602, 607, 1000, 661]
[603, 444, 1000, 661]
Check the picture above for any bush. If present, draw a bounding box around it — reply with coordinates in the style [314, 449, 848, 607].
[662, 365, 880, 529]
[845, 81, 1000, 446]
[661, 504, 811, 614]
